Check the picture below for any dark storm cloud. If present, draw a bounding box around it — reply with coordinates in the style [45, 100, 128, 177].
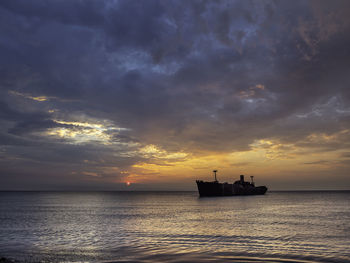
[1, 0, 350, 189]
[0, 0, 105, 27]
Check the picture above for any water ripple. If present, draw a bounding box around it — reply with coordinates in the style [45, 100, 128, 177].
[0, 191, 349, 263]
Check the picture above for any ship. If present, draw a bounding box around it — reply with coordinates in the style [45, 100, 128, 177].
[196, 170, 267, 197]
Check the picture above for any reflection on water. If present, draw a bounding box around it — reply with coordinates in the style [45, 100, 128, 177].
[0, 191, 349, 262]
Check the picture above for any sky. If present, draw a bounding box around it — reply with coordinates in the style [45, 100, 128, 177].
[1, 0, 350, 191]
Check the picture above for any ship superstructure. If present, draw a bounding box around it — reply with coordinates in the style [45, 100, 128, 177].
[196, 170, 267, 197]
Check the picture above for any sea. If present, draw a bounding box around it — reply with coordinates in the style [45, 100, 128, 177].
[0, 191, 349, 263]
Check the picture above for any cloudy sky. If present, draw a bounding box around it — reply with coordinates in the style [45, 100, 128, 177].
[1, 0, 350, 190]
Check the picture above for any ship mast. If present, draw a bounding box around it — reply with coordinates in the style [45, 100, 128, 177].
[213, 170, 218, 182]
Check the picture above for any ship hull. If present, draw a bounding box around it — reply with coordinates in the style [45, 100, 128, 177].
[196, 181, 267, 197]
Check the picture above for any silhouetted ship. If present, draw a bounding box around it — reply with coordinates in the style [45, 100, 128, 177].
[196, 170, 267, 197]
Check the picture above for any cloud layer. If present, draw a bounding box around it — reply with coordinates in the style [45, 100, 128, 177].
[1, 0, 350, 190]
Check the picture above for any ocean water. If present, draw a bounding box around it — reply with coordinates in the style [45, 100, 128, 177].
[0, 191, 349, 263]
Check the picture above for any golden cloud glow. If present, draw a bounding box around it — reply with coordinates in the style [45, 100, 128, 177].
[46, 127, 111, 144]
[9, 90, 52, 101]
[44, 118, 129, 145]
[53, 120, 105, 129]
[306, 130, 350, 143]
[139, 144, 187, 159]
[122, 135, 349, 187]
[31, 96, 49, 101]
[250, 139, 298, 160]
[35, 114, 350, 189]
[238, 84, 266, 98]
[255, 84, 265, 90]
[82, 171, 100, 177]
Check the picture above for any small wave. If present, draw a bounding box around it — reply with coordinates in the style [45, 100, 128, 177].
[102, 249, 348, 263]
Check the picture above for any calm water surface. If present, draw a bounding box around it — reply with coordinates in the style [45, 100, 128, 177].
[0, 191, 349, 263]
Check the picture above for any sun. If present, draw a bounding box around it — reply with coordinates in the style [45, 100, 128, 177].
[126, 181, 131, 186]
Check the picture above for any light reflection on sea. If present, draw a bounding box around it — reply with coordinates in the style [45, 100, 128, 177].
[0, 191, 349, 263]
